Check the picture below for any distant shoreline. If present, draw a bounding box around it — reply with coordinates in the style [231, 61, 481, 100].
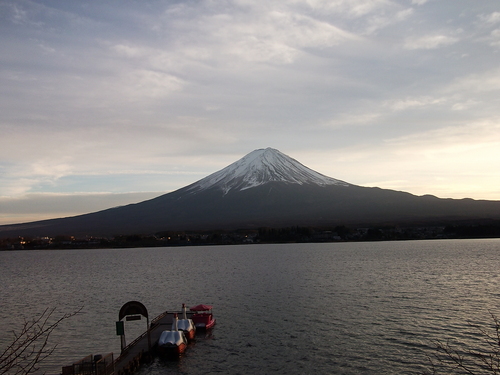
[2, 223, 500, 250]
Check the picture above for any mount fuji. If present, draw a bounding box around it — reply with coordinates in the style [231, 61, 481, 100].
[1, 147, 500, 237]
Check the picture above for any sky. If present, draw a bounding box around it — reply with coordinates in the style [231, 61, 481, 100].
[1, 0, 500, 225]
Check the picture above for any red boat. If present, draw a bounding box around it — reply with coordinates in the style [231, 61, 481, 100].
[157, 314, 188, 357]
[190, 304, 216, 330]
[177, 303, 196, 341]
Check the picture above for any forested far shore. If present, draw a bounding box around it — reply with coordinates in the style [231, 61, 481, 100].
[2, 222, 500, 250]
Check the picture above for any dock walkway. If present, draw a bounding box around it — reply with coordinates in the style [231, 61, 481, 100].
[62, 311, 187, 375]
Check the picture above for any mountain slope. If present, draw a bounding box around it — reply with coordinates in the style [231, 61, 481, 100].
[1, 148, 500, 237]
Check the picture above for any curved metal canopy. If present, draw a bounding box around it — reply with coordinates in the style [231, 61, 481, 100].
[118, 301, 149, 321]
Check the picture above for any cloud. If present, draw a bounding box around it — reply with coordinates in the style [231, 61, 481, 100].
[363, 7, 414, 35]
[289, 118, 500, 200]
[126, 69, 185, 99]
[404, 34, 459, 50]
[445, 67, 500, 94]
[319, 112, 383, 129]
[489, 29, 500, 46]
[451, 100, 478, 111]
[182, 4, 359, 65]
[386, 96, 446, 111]
[0, 160, 74, 197]
[112, 44, 144, 58]
[0, 192, 161, 225]
[480, 11, 500, 25]
[386, 118, 500, 150]
[284, 0, 391, 18]
[335, 119, 500, 199]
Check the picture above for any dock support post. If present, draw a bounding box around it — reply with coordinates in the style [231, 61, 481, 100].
[146, 316, 151, 353]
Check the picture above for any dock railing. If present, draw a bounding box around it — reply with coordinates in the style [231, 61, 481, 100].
[96, 353, 114, 375]
[62, 353, 113, 375]
[149, 310, 169, 328]
[117, 332, 146, 358]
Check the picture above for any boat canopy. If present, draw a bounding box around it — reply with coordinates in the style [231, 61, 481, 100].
[158, 331, 185, 346]
[190, 304, 212, 311]
[177, 319, 195, 331]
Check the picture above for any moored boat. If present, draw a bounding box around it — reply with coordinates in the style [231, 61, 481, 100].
[157, 314, 188, 357]
[190, 304, 216, 330]
[177, 303, 196, 341]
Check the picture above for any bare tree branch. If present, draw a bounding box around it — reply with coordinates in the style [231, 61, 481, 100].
[0, 307, 82, 375]
[424, 311, 500, 375]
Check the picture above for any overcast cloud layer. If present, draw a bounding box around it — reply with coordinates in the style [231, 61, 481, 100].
[1, 0, 500, 225]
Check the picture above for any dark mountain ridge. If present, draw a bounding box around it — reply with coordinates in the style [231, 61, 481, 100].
[1, 148, 499, 237]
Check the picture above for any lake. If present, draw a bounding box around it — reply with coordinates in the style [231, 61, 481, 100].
[1, 239, 500, 374]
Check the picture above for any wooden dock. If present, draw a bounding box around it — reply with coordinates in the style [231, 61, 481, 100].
[62, 311, 188, 375]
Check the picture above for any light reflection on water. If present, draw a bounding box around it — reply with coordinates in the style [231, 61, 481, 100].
[1, 239, 500, 374]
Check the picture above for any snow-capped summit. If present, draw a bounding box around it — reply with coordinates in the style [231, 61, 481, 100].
[186, 147, 349, 195]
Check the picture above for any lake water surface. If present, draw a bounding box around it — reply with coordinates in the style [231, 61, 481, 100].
[1, 239, 500, 374]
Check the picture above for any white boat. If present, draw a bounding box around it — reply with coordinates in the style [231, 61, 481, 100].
[177, 303, 196, 341]
[157, 313, 188, 357]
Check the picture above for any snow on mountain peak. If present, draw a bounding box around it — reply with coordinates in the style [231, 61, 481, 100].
[186, 148, 349, 195]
